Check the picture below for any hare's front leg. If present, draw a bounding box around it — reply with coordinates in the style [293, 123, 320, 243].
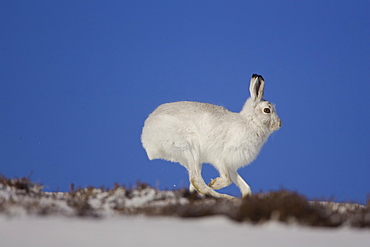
[229, 170, 252, 197]
[187, 161, 235, 199]
[208, 165, 232, 190]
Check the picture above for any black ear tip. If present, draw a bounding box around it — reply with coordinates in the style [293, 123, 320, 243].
[252, 74, 264, 80]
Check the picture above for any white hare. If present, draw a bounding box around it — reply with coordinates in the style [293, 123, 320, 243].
[141, 74, 281, 199]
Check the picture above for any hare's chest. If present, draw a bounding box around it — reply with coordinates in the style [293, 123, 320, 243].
[220, 137, 265, 167]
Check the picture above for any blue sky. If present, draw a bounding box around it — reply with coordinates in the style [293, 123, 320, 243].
[1, 1, 369, 203]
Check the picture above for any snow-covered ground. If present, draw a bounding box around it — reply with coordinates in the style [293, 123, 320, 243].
[1, 176, 369, 246]
[1, 215, 370, 247]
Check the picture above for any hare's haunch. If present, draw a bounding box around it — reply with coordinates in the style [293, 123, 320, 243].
[141, 74, 281, 199]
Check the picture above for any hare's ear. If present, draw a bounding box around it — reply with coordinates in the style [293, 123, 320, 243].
[249, 74, 265, 102]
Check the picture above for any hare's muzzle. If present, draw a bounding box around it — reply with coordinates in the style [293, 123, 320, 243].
[270, 118, 282, 132]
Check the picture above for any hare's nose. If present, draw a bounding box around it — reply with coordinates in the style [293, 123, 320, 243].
[279, 119, 282, 128]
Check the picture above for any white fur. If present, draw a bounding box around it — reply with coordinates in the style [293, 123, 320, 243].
[141, 74, 281, 199]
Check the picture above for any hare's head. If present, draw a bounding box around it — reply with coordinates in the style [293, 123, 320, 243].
[243, 74, 282, 132]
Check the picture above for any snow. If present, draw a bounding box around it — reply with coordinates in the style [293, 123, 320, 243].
[1, 177, 369, 246]
[1, 215, 369, 247]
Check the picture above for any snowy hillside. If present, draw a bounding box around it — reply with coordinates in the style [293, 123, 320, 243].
[1, 175, 369, 246]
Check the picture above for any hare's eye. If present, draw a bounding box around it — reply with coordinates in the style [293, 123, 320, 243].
[263, 108, 270, 113]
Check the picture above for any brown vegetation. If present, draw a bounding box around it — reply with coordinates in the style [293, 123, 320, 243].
[0, 174, 369, 228]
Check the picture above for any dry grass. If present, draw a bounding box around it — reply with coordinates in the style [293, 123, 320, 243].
[0, 174, 369, 228]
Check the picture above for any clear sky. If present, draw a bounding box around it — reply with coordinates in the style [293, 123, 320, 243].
[1, 1, 369, 203]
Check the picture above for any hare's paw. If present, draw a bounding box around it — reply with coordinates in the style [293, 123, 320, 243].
[241, 190, 252, 197]
[218, 193, 236, 200]
[208, 177, 232, 190]
[190, 178, 235, 199]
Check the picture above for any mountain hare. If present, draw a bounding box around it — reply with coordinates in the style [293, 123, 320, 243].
[141, 74, 281, 199]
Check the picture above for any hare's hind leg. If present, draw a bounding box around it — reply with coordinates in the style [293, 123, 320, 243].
[189, 183, 196, 193]
[229, 170, 252, 197]
[187, 161, 235, 199]
[189, 170, 234, 199]
[187, 163, 200, 193]
[183, 137, 234, 199]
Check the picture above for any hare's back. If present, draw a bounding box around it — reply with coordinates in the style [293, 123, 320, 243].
[150, 101, 229, 118]
[142, 102, 209, 161]
[142, 101, 229, 146]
